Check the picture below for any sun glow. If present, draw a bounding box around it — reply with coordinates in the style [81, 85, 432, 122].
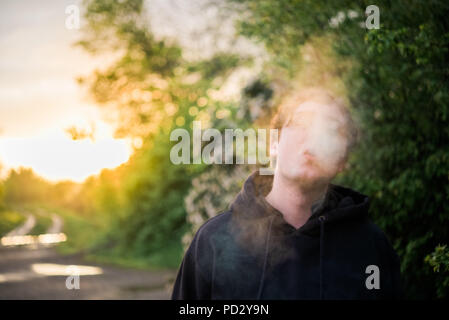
[0, 130, 132, 183]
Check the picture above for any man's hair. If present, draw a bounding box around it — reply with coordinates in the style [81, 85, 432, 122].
[270, 87, 359, 159]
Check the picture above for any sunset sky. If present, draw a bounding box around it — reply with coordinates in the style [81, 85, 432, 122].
[0, 0, 260, 182]
[0, 0, 129, 182]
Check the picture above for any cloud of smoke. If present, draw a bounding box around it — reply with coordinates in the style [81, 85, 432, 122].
[275, 87, 356, 173]
[298, 103, 348, 170]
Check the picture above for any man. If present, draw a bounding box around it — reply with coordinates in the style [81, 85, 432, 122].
[172, 88, 402, 299]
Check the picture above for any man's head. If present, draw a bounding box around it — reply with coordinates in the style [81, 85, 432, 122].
[270, 88, 358, 190]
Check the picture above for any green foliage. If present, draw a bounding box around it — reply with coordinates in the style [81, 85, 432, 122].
[0, 0, 252, 271]
[116, 129, 196, 256]
[231, 0, 449, 298]
[182, 75, 276, 251]
[49, 205, 108, 255]
[0, 168, 4, 209]
[77, 0, 183, 138]
[0, 183, 4, 210]
[69, 0, 253, 267]
[426, 245, 449, 273]
[187, 53, 246, 79]
[27, 214, 52, 235]
[3, 168, 50, 205]
[0, 210, 25, 236]
[425, 245, 449, 298]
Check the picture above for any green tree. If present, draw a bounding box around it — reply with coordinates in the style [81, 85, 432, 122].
[76, 0, 252, 265]
[3, 168, 50, 205]
[425, 244, 449, 298]
[0, 163, 5, 209]
[228, 0, 449, 298]
[0, 181, 4, 210]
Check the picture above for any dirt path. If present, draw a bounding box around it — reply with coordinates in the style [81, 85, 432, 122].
[5, 214, 36, 237]
[46, 214, 63, 234]
[0, 243, 176, 299]
[0, 210, 178, 299]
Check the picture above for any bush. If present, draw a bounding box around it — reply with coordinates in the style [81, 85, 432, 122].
[0, 210, 25, 237]
[229, 0, 449, 298]
[425, 245, 449, 298]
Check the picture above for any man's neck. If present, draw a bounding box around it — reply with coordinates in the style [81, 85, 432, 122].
[265, 173, 329, 230]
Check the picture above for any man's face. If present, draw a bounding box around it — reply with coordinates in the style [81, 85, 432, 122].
[273, 101, 348, 189]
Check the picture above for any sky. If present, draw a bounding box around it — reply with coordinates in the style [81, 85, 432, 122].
[0, 0, 129, 182]
[0, 0, 263, 182]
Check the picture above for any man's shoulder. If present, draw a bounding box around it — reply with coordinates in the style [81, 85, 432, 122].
[358, 218, 399, 258]
[194, 210, 233, 243]
[362, 219, 391, 242]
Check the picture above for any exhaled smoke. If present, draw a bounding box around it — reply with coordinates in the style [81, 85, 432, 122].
[305, 110, 348, 169]
[289, 100, 349, 171]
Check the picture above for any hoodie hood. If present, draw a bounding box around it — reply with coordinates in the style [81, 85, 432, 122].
[230, 170, 370, 237]
[229, 170, 371, 299]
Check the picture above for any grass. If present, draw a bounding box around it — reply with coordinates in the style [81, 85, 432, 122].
[86, 239, 183, 271]
[48, 205, 184, 271]
[28, 212, 52, 235]
[0, 209, 26, 236]
[37, 205, 106, 255]
[10, 202, 184, 272]
[7, 204, 55, 235]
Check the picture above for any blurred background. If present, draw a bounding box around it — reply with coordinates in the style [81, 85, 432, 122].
[0, 0, 448, 299]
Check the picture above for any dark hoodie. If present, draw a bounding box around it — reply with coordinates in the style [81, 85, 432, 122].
[172, 171, 402, 300]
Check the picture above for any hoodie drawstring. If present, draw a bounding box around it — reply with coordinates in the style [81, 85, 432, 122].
[256, 215, 275, 299]
[256, 214, 327, 299]
[319, 215, 326, 300]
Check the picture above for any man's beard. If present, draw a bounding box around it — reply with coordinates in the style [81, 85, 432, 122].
[296, 173, 329, 193]
[296, 158, 332, 191]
